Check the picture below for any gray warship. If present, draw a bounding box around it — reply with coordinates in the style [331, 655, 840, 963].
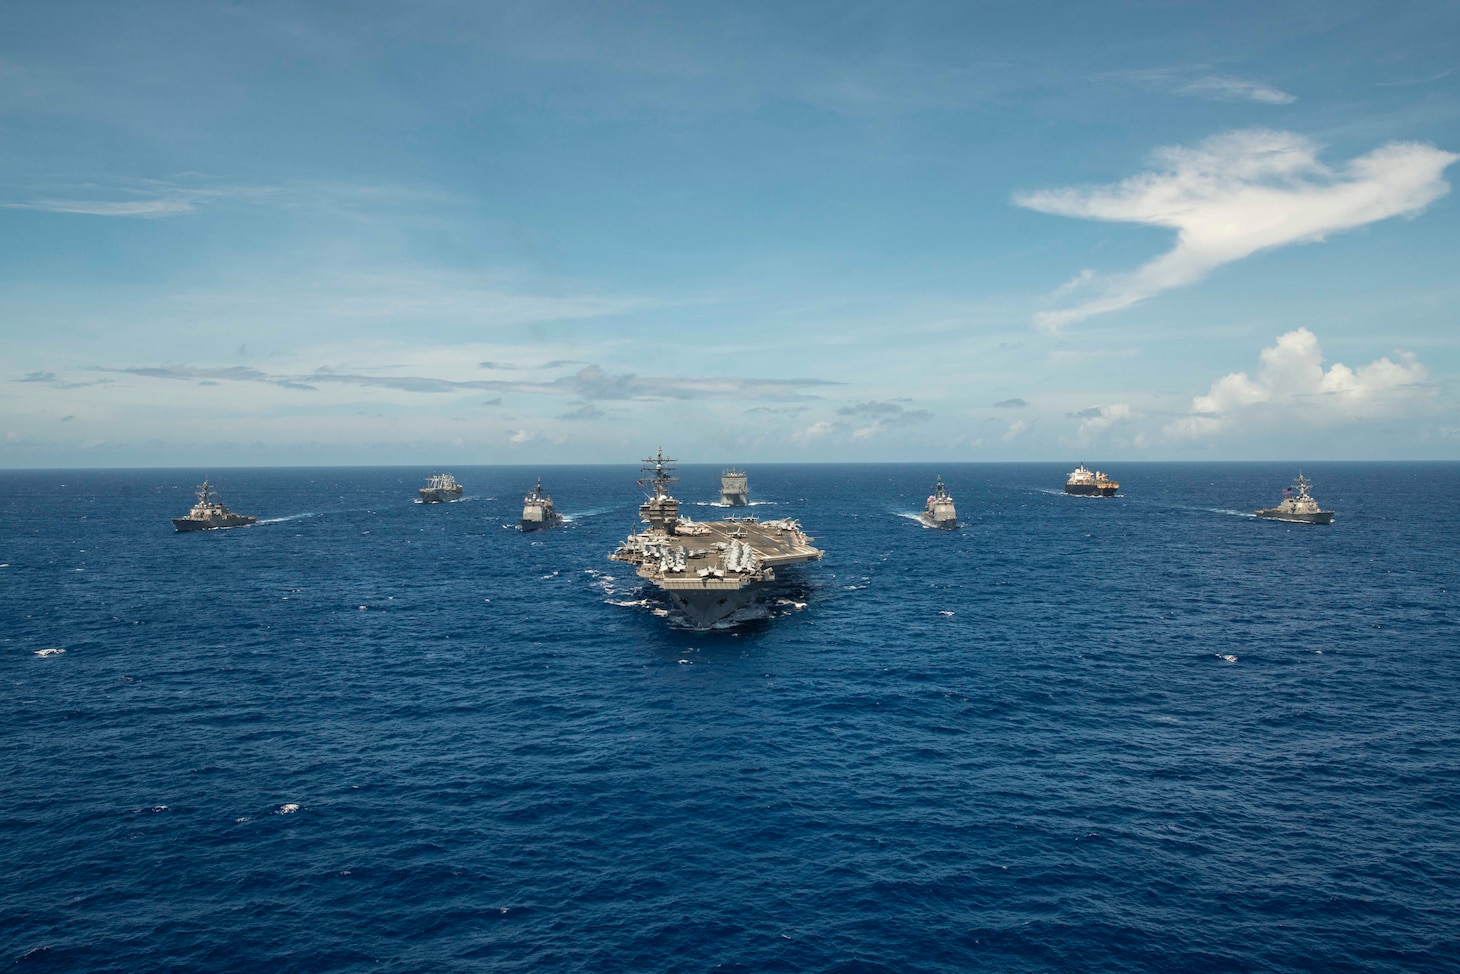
[1065, 463, 1119, 497]
[172, 480, 257, 532]
[610, 450, 822, 629]
[719, 468, 749, 507]
[920, 476, 958, 529]
[520, 478, 562, 531]
[1255, 473, 1334, 524]
[418, 473, 463, 503]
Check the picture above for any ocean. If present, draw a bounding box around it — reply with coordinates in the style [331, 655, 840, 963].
[3, 462, 1458, 973]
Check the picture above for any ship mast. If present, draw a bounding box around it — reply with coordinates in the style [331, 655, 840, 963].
[637, 447, 681, 533]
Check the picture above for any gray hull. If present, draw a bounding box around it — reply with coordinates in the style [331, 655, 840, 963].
[419, 489, 462, 503]
[1255, 510, 1334, 524]
[661, 583, 762, 629]
[172, 515, 256, 532]
[920, 513, 958, 530]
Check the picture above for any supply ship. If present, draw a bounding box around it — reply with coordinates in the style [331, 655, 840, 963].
[1255, 473, 1334, 524]
[418, 473, 463, 503]
[1065, 463, 1119, 497]
[610, 450, 822, 629]
[719, 468, 749, 507]
[920, 477, 958, 529]
[172, 481, 257, 532]
[520, 478, 562, 531]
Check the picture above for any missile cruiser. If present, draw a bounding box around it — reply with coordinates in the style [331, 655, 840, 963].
[720, 468, 749, 507]
[419, 473, 463, 503]
[1255, 473, 1334, 524]
[520, 478, 562, 532]
[610, 449, 823, 629]
[920, 476, 958, 529]
[172, 480, 257, 532]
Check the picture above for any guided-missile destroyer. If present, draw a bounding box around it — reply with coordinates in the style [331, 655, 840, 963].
[172, 480, 257, 532]
[610, 450, 822, 629]
[1255, 473, 1334, 524]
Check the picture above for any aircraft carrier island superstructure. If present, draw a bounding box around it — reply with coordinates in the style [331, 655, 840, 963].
[610, 450, 822, 629]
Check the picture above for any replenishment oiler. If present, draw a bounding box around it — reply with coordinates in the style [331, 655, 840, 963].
[1255, 473, 1335, 525]
[520, 478, 562, 532]
[418, 473, 463, 503]
[1065, 463, 1119, 497]
[920, 476, 958, 530]
[720, 468, 749, 507]
[172, 480, 257, 532]
[610, 450, 823, 629]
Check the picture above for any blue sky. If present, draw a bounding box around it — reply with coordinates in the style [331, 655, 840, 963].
[3, 0, 1458, 466]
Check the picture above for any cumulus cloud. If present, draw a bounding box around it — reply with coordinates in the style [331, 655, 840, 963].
[1002, 420, 1028, 442]
[507, 429, 538, 445]
[1165, 328, 1430, 440]
[1071, 404, 1133, 444]
[1017, 130, 1457, 330]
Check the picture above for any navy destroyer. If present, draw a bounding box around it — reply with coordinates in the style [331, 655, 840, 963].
[418, 473, 463, 503]
[1255, 473, 1334, 524]
[610, 450, 822, 629]
[172, 480, 257, 532]
[520, 478, 562, 531]
[1065, 463, 1119, 497]
[719, 468, 749, 507]
[920, 477, 958, 529]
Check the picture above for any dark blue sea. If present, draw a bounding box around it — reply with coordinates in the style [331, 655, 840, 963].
[4, 463, 1459, 973]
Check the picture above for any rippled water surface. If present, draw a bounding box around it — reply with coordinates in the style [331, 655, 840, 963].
[3, 463, 1459, 972]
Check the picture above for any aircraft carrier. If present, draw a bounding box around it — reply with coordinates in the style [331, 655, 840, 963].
[610, 450, 822, 629]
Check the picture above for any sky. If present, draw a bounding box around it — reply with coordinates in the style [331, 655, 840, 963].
[2, 0, 1458, 466]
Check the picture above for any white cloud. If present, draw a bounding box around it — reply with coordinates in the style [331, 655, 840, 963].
[507, 429, 538, 445]
[1165, 328, 1430, 440]
[1074, 403, 1132, 444]
[792, 421, 835, 445]
[1178, 76, 1296, 105]
[1001, 420, 1028, 442]
[1017, 130, 1458, 331]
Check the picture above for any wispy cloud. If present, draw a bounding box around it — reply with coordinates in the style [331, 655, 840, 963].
[1164, 328, 1431, 440]
[1017, 130, 1458, 331]
[836, 400, 933, 441]
[98, 362, 835, 403]
[15, 370, 111, 389]
[1109, 68, 1296, 105]
[993, 398, 1027, 409]
[1177, 76, 1296, 105]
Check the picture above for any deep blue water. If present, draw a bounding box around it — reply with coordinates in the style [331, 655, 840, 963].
[3, 462, 1459, 973]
